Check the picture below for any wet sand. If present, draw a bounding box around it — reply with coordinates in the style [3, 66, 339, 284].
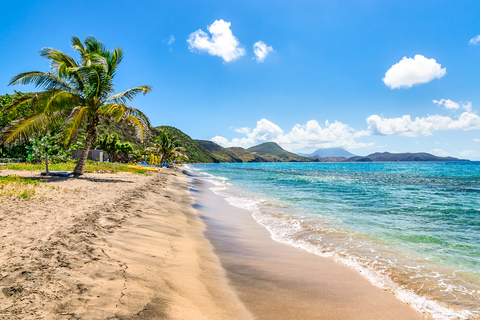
[191, 177, 431, 320]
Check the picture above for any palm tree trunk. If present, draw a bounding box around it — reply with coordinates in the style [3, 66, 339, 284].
[73, 121, 97, 176]
[45, 154, 50, 176]
[159, 153, 165, 167]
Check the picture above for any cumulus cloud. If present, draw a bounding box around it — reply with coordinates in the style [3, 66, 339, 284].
[458, 150, 480, 158]
[187, 19, 245, 62]
[469, 35, 480, 45]
[367, 111, 480, 137]
[233, 127, 251, 134]
[431, 148, 451, 157]
[473, 138, 480, 142]
[433, 99, 472, 111]
[432, 148, 479, 160]
[211, 119, 372, 151]
[253, 41, 273, 63]
[383, 54, 446, 89]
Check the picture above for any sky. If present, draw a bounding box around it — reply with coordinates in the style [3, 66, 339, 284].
[1, 0, 480, 159]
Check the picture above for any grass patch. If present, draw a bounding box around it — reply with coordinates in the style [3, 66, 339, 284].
[4, 161, 149, 175]
[0, 175, 42, 199]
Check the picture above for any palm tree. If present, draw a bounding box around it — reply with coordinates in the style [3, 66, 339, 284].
[148, 132, 187, 166]
[0, 36, 151, 176]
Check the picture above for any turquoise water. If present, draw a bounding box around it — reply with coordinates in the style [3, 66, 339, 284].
[188, 162, 480, 319]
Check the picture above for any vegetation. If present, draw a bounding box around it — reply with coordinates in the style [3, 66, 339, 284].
[96, 134, 134, 162]
[0, 175, 42, 199]
[0, 36, 151, 176]
[147, 131, 188, 165]
[154, 126, 215, 163]
[0, 92, 35, 159]
[3, 161, 150, 174]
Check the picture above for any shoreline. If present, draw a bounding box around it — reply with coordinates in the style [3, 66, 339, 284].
[190, 175, 432, 320]
[0, 167, 441, 319]
[0, 168, 251, 319]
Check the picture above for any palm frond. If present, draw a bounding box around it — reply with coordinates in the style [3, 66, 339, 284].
[0, 111, 64, 146]
[125, 106, 151, 128]
[125, 114, 150, 142]
[111, 47, 124, 68]
[9, 71, 78, 94]
[106, 86, 152, 104]
[61, 106, 89, 146]
[84, 36, 105, 54]
[44, 90, 82, 113]
[98, 103, 127, 122]
[71, 36, 85, 54]
[39, 47, 78, 77]
[70, 66, 102, 100]
[1, 93, 38, 115]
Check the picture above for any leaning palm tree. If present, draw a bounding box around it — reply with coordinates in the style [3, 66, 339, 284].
[0, 36, 151, 176]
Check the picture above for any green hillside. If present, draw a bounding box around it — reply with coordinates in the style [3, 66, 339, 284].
[195, 140, 243, 162]
[195, 140, 273, 162]
[226, 147, 268, 162]
[154, 126, 216, 163]
[247, 142, 311, 162]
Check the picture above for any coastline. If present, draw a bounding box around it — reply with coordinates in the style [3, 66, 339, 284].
[0, 168, 251, 319]
[0, 167, 440, 319]
[190, 175, 432, 320]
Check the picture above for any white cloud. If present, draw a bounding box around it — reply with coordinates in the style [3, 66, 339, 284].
[253, 41, 273, 63]
[431, 148, 451, 157]
[367, 111, 480, 137]
[457, 150, 480, 158]
[433, 99, 472, 112]
[211, 119, 372, 151]
[167, 35, 175, 45]
[469, 35, 480, 45]
[473, 138, 480, 142]
[383, 54, 446, 89]
[432, 148, 479, 160]
[234, 127, 251, 134]
[187, 19, 245, 62]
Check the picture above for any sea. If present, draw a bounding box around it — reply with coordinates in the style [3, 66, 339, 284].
[186, 162, 480, 320]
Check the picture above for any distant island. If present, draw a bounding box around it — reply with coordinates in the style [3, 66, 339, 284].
[298, 147, 357, 159]
[157, 126, 469, 163]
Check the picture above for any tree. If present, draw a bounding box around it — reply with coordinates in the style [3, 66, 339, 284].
[97, 134, 134, 162]
[148, 132, 187, 166]
[26, 132, 70, 175]
[0, 36, 151, 176]
[0, 92, 36, 160]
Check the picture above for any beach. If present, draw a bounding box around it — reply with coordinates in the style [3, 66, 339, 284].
[1, 167, 432, 319]
[0, 168, 251, 320]
[192, 176, 431, 320]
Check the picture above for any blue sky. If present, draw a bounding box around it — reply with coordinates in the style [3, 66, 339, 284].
[1, 0, 480, 159]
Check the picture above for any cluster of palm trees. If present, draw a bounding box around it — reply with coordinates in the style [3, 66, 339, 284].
[0, 36, 154, 176]
[147, 132, 187, 166]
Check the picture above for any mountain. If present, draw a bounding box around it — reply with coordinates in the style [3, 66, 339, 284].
[299, 147, 356, 158]
[247, 142, 312, 162]
[348, 152, 467, 162]
[154, 126, 217, 163]
[195, 140, 272, 163]
[153, 127, 468, 163]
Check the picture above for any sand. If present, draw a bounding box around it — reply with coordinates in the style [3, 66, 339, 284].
[0, 168, 251, 320]
[0, 167, 431, 320]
